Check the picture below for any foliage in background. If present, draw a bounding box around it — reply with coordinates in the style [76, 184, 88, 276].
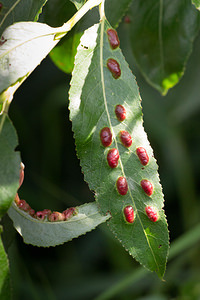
[0, 0, 48, 36]
[128, 0, 200, 95]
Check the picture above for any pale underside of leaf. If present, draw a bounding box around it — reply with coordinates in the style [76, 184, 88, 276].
[0, 0, 103, 97]
[0, 22, 60, 95]
[69, 19, 169, 277]
[8, 202, 110, 247]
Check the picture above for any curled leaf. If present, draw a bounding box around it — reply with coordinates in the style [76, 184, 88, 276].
[8, 202, 110, 247]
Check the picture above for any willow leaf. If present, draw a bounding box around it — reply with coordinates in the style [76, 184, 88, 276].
[69, 19, 169, 278]
[8, 202, 110, 247]
[0, 0, 102, 96]
[0, 22, 61, 95]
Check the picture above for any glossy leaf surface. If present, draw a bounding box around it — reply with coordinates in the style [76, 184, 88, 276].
[0, 0, 48, 36]
[0, 116, 20, 219]
[69, 19, 169, 277]
[129, 0, 200, 94]
[8, 202, 110, 247]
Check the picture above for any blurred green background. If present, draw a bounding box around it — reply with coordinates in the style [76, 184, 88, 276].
[6, 6, 200, 300]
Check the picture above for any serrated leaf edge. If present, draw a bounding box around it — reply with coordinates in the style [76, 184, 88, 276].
[99, 16, 165, 276]
[8, 201, 110, 247]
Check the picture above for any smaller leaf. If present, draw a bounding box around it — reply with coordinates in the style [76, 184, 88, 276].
[0, 22, 61, 95]
[128, 0, 200, 94]
[0, 115, 20, 219]
[0, 0, 102, 96]
[49, 31, 82, 73]
[8, 202, 110, 247]
[192, 0, 200, 10]
[0, 228, 11, 300]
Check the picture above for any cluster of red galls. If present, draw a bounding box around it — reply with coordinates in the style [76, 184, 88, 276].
[15, 163, 77, 222]
[99, 28, 159, 224]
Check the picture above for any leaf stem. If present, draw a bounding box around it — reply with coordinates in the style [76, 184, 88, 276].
[99, 0, 105, 20]
[55, 0, 103, 39]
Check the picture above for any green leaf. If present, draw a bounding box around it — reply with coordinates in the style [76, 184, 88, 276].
[0, 22, 60, 95]
[105, 0, 133, 28]
[0, 0, 48, 36]
[69, 20, 169, 277]
[0, 228, 11, 300]
[8, 202, 110, 247]
[49, 31, 82, 73]
[128, 0, 200, 95]
[192, 0, 200, 10]
[0, 115, 20, 219]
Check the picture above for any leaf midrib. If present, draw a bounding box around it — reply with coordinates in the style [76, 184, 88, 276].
[100, 16, 160, 273]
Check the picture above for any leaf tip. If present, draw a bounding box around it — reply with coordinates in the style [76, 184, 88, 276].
[161, 71, 183, 95]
